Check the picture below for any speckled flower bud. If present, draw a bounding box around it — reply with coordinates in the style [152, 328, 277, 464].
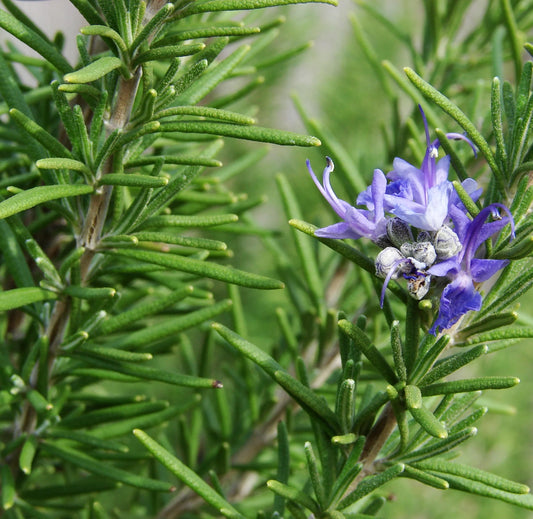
[400, 241, 437, 267]
[417, 231, 433, 243]
[386, 218, 414, 248]
[434, 225, 462, 259]
[375, 247, 406, 279]
[407, 274, 431, 300]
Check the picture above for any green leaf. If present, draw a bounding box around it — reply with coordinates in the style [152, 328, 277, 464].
[0, 184, 93, 219]
[41, 441, 173, 492]
[80, 25, 128, 55]
[71, 353, 223, 389]
[180, 0, 337, 16]
[267, 480, 320, 514]
[106, 248, 284, 289]
[0, 286, 57, 311]
[338, 320, 398, 385]
[63, 285, 117, 300]
[98, 173, 168, 188]
[212, 322, 339, 432]
[413, 459, 529, 494]
[339, 464, 405, 510]
[19, 434, 38, 475]
[9, 108, 73, 158]
[0, 464, 15, 509]
[418, 345, 488, 387]
[141, 213, 238, 228]
[45, 429, 128, 453]
[433, 473, 533, 510]
[130, 3, 174, 53]
[106, 299, 232, 350]
[401, 464, 449, 490]
[0, 9, 72, 73]
[421, 376, 520, 396]
[36, 158, 92, 177]
[133, 43, 206, 65]
[99, 285, 193, 334]
[64, 57, 124, 83]
[160, 120, 320, 146]
[405, 385, 448, 439]
[134, 429, 247, 519]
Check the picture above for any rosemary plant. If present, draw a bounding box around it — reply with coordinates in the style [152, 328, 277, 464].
[0, 1, 532, 519]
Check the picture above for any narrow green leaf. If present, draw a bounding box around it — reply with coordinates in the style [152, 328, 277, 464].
[0, 9, 72, 73]
[76, 345, 153, 362]
[414, 459, 529, 494]
[93, 398, 200, 439]
[175, 43, 248, 105]
[99, 285, 193, 334]
[98, 173, 168, 188]
[156, 106, 255, 125]
[0, 464, 15, 509]
[36, 158, 92, 177]
[63, 285, 116, 300]
[180, 0, 337, 16]
[418, 345, 488, 387]
[455, 311, 518, 341]
[0, 184, 93, 219]
[106, 248, 284, 289]
[19, 434, 38, 475]
[72, 353, 223, 389]
[0, 286, 57, 311]
[433, 473, 533, 510]
[408, 335, 449, 384]
[160, 120, 320, 146]
[60, 401, 169, 428]
[304, 442, 326, 509]
[134, 429, 246, 519]
[403, 67, 504, 189]
[141, 214, 238, 228]
[401, 464, 450, 489]
[398, 428, 477, 464]
[80, 25, 127, 54]
[491, 77, 508, 169]
[45, 429, 128, 453]
[9, 108, 73, 158]
[108, 299, 231, 350]
[338, 320, 398, 385]
[390, 320, 407, 381]
[41, 441, 172, 492]
[133, 232, 227, 251]
[339, 464, 404, 510]
[267, 480, 319, 514]
[452, 180, 480, 216]
[405, 385, 448, 439]
[213, 323, 339, 431]
[21, 478, 117, 500]
[337, 379, 356, 434]
[458, 327, 533, 347]
[421, 376, 520, 396]
[0, 219, 34, 289]
[133, 43, 205, 65]
[64, 57, 124, 83]
[130, 3, 174, 53]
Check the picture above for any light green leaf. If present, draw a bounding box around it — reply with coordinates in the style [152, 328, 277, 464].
[98, 173, 168, 188]
[64, 57, 124, 83]
[36, 158, 92, 177]
[181, 0, 337, 16]
[134, 429, 247, 519]
[0, 286, 57, 311]
[41, 441, 173, 492]
[0, 184, 93, 219]
[106, 248, 284, 289]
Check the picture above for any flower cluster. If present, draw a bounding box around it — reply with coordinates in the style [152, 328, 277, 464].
[307, 109, 514, 334]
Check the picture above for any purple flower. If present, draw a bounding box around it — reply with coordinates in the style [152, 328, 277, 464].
[384, 107, 476, 231]
[307, 157, 388, 244]
[428, 204, 514, 334]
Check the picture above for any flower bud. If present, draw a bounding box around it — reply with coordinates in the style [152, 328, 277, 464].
[400, 241, 437, 267]
[386, 217, 413, 248]
[407, 274, 431, 300]
[434, 225, 462, 259]
[375, 247, 406, 279]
